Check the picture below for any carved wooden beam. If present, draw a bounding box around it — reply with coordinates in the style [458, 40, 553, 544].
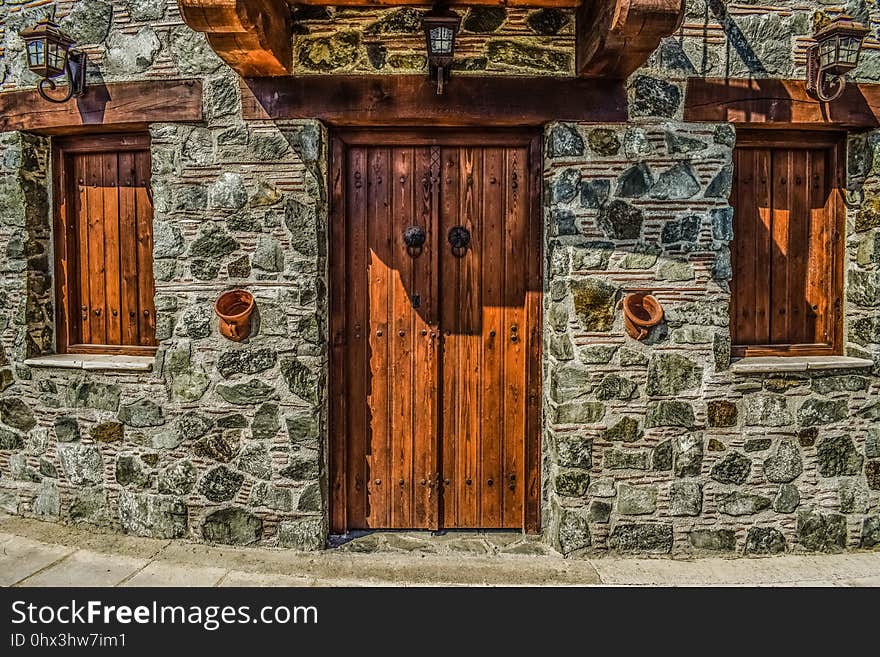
[0, 80, 203, 134]
[576, 0, 685, 78]
[240, 75, 627, 126]
[179, 0, 292, 76]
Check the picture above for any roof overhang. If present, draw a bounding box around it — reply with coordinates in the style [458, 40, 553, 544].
[178, 0, 685, 78]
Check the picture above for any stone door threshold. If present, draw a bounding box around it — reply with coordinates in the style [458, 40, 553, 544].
[24, 354, 154, 373]
[330, 530, 551, 556]
[731, 356, 874, 375]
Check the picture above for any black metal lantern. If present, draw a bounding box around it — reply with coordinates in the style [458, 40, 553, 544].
[20, 17, 88, 103]
[806, 14, 869, 102]
[422, 6, 460, 95]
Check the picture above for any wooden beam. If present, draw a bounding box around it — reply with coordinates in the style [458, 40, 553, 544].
[288, 0, 581, 5]
[179, 0, 292, 76]
[576, 0, 685, 78]
[0, 80, 203, 135]
[240, 75, 627, 126]
[684, 77, 880, 129]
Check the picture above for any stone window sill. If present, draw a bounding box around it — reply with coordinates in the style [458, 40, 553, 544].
[24, 354, 154, 373]
[731, 356, 874, 375]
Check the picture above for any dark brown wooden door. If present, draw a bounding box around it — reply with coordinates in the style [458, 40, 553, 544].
[330, 131, 542, 533]
[730, 132, 844, 357]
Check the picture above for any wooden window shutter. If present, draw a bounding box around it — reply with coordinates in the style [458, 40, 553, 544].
[730, 131, 844, 357]
[53, 134, 157, 355]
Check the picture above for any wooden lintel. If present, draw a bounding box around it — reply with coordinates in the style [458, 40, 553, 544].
[179, 0, 292, 76]
[576, 0, 685, 78]
[684, 78, 880, 129]
[0, 79, 203, 135]
[240, 75, 627, 126]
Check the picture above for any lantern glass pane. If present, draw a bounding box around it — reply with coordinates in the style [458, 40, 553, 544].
[818, 38, 836, 67]
[26, 39, 45, 68]
[430, 26, 454, 55]
[46, 40, 67, 75]
[840, 36, 861, 64]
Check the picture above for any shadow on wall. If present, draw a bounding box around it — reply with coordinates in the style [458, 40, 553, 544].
[655, 0, 774, 77]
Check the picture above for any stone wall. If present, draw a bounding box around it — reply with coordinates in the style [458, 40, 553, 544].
[0, 0, 879, 556]
[650, 0, 880, 83]
[0, 1, 328, 549]
[293, 7, 575, 75]
[544, 117, 880, 555]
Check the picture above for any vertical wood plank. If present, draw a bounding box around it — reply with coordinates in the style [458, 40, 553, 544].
[524, 133, 543, 534]
[439, 147, 460, 529]
[390, 147, 415, 528]
[329, 136, 348, 533]
[807, 148, 830, 346]
[85, 153, 107, 345]
[346, 146, 369, 528]
[413, 146, 439, 529]
[53, 146, 73, 353]
[502, 146, 528, 529]
[74, 154, 92, 345]
[753, 148, 773, 345]
[134, 152, 156, 345]
[479, 147, 504, 527]
[770, 148, 792, 344]
[117, 152, 140, 346]
[786, 148, 810, 344]
[366, 146, 391, 528]
[102, 152, 122, 345]
[456, 147, 482, 528]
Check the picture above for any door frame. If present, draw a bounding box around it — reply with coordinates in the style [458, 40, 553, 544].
[327, 128, 544, 534]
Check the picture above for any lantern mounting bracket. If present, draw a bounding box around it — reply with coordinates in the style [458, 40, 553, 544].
[805, 14, 869, 103]
[38, 50, 87, 104]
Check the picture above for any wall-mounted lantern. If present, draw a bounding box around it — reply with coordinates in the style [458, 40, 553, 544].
[806, 14, 869, 102]
[20, 17, 88, 103]
[423, 6, 461, 96]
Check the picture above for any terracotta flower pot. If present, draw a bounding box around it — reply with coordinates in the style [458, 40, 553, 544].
[623, 292, 664, 341]
[214, 289, 255, 342]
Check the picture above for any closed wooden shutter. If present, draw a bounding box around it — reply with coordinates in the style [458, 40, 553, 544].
[54, 135, 157, 355]
[730, 132, 844, 356]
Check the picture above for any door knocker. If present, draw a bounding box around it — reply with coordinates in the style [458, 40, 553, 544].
[447, 225, 470, 257]
[403, 225, 427, 256]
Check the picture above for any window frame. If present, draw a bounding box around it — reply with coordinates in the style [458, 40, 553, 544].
[52, 133, 157, 357]
[730, 129, 846, 359]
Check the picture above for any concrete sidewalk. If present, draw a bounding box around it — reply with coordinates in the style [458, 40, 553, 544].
[1, 514, 879, 587]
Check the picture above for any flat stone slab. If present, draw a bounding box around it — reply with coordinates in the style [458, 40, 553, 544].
[0, 536, 73, 587]
[24, 354, 154, 372]
[122, 561, 227, 587]
[336, 530, 551, 558]
[17, 549, 148, 587]
[732, 356, 874, 375]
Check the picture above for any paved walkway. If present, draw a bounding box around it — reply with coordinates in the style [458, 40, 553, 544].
[2, 514, 879, 586]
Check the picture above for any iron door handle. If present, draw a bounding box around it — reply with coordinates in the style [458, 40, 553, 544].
[448, 226, 470, 256]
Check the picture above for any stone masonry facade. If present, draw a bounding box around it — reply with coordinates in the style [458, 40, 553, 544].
[0, 1, 878, 555]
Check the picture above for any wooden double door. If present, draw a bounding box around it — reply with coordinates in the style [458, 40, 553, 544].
[329, 131, 542, 533]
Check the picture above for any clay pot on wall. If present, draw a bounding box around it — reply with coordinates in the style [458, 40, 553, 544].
[214, 289, 255, 342]
[622, 292, 664, 341]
